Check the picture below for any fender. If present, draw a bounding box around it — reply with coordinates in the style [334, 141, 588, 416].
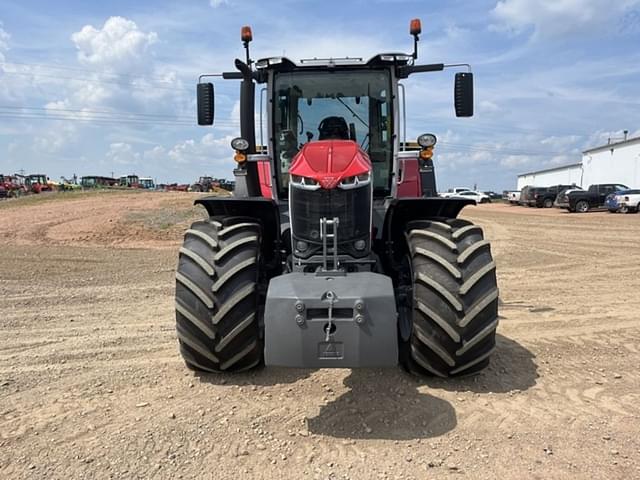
[381, 197, 474, 264]
[194, 196, 281, 263]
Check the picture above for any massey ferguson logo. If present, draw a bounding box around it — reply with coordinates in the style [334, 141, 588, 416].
[319, 176, 339, 189]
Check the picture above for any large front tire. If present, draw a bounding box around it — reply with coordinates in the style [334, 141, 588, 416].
[400, 219, 499, 377]
[175, 217, 263, 373]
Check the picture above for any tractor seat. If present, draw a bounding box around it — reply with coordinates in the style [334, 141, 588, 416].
[318, 116, 349, 140]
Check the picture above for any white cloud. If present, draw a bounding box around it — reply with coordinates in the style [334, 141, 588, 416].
[34, 122, 78, 153]
[106, 142, 141, 165]
[143, 145, 167, 162]
[71, 16, 158, 73]
[499, 154, 535, 168]
[491, 0, 640, 38]
[210, 0, 229, 6]
[168, 133, 233, 165]
[0, 22, 9, 62]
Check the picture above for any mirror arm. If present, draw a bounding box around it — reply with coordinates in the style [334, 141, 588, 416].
[198, 73, 224, 82]
[443, 63, 472, 73]
[398, 62, 472, 78]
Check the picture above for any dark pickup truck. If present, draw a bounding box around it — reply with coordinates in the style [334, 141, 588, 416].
[527, 184, 577, 208]
[556, 183, 629, 213]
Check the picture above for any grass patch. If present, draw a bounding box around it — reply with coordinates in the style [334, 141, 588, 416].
[0, 189, 143, 209]
[125, 204, 207, 232]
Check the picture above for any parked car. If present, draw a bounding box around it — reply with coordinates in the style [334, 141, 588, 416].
[452, 190, 491, 204]
[604, 189, 632, 212]
[616, 189, 640, 213]
[440, 187, 471, 198]
[483, 191, 502, 200]
[605, 192, 622, 212]
[529, 184, 577, 208]
[556, 183, 629, 213]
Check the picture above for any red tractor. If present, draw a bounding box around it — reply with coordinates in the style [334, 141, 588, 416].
[175, 20, 498, 377]
[0, 174, 13, 198]
[27, 174, 54, 194]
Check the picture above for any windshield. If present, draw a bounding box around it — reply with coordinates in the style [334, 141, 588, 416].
[273, 69, 392, 198]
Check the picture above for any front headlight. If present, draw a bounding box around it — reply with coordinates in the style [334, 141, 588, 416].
[339, 172, 371, 189]
[231, 137, 250, 152]
[417, 133, 437, 148]
[290, 175, 320, 190]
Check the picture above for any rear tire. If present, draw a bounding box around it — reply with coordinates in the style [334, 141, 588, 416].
[175, 217, 264, 373]
[543, 198, 553, 208]
[400, 219, 499, 377]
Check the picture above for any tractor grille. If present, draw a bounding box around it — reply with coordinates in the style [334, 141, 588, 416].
[290, 183, 371, 259]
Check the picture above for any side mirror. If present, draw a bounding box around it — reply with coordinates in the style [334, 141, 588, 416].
[454, 72, 474, 117]
[197, 83, 215, 125]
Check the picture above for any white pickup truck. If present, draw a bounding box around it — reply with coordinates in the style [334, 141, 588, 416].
[502, 190, 521, 205]
[617, 189, 640, 213]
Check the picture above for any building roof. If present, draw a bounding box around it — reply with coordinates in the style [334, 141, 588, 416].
[583, 135, 640, 154]
[517, 162, 582, 178]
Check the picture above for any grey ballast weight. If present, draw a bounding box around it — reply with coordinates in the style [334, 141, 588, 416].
[264, 272, 398, 368]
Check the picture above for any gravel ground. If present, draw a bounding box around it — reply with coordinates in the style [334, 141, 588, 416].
[1, 193, 639, 479]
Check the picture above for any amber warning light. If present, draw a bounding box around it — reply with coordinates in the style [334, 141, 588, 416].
[241, 25, 253, 43]
[410, 18, 422, 36]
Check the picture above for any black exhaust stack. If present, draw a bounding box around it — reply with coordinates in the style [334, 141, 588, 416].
[232, 27, 261, 197]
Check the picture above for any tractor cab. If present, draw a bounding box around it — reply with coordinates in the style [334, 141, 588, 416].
[266, 60, 394, 197]
[119, 175, 140, 188]
[139, 177, 155, 189]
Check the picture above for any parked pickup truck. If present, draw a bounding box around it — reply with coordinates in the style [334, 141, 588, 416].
[616, 189, 640, 213]
[503, 190, 521, 205]
[556, 183, 629, 213]
[530, 184, 578, 208]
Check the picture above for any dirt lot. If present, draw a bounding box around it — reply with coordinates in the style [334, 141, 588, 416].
[1, 193, 639, 479]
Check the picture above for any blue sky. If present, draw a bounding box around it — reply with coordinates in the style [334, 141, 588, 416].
[0, 0, 639, 190]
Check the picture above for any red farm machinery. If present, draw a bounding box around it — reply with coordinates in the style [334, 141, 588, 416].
[175, 19, 499, 377]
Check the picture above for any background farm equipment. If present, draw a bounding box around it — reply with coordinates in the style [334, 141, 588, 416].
[190, 176, 217, 192]
[27, 174, 54, 194]
[58, 176, 82, 192]
[119, 175, 141, 188]
[139, 177, 156, 189]
[81, 176, 118, 188]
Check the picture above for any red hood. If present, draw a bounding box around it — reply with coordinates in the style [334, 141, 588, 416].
[288, 140, 371, 189]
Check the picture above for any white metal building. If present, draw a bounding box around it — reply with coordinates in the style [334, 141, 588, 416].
[516, 135, 640, 190]
[516, 163, 583, 190]
[582, 136, 640, 188]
